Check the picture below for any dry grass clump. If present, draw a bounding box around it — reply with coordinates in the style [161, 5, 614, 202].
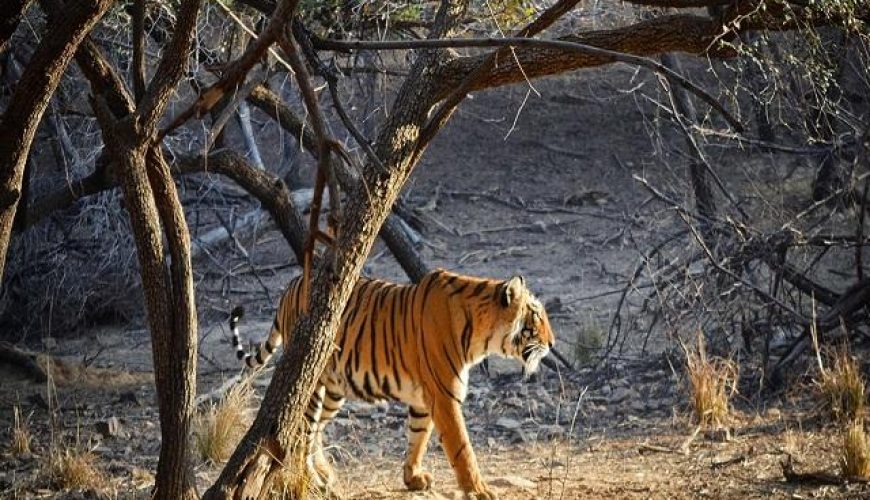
[683, 333, 738, 428]
[816, 346, 865, 423]
[10, 405, 32, 455]
[194, 381, 253, 464]
[49, 447, 107, 490]
[841, 420, 870, 479]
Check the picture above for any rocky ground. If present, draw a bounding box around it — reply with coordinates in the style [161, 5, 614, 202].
[1, 67, 867, 498]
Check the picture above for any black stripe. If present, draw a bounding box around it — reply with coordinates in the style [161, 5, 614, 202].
[452, 442, 468, 464]
[470, 281, 488, 297]
[326, 390, 344, 401]
[409, 426, 428, 433]
[420, 333, 462, 403]
[322, 403, 341, 413]
[442, 345, 462, 380]
[419, 278, 437, 317]
[231, 336, 239, 346]
[362, 373, 377, 399]
[449, 283, 469, 296]
[236, 350, 244, 360]
[255, 350, 265, 365]
[369, 289, 384, 382]
[265, 341, 275, 354]
[409, 407, 429, 419]
[461, 309, 473, 361]
[381, 377, 393, 399]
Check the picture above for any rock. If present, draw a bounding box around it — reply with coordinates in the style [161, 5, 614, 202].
[540, 424, 565, 440]
[630, 400, 646, 413]
[490, 475, 536, 490]
[495, 417, 522, 430]
[599, 384, 612, 396]
[95, 416, 122, 438]
[503, 396, 524, 408]
[608, 387, 635, 404]
[117, 391, 140, 406]
[544, 297, 564, 313]
[613, 377, 629, 388]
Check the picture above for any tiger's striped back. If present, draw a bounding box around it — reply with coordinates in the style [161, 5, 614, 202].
[230, 268, 555, 497]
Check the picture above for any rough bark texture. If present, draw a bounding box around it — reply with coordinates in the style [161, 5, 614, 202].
[68, 0, 202, 495]
[0, 0, 32, 53]
[204, 2, 469, 497]
[435, 14, 725, 98]
[660, 54, 717, 225]
[0, 0, 113, 282]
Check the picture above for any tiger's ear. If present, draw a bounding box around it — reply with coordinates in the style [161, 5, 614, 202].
[501, 276, 525, 307]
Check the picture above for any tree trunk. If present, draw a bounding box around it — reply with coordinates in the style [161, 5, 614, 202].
[660, 53, 717, 235]
[0, 0, 32, 54]
[204, 2, 468, 497]
[0, 0, 113, 283]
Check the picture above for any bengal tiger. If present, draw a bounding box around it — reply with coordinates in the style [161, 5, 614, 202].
[230, 269, 555, 498]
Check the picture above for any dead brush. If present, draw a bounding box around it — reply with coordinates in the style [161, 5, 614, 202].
[262, 425, 330, 500]
[49, 447, 107, 491]
[841, 419, 870, 479]
[194, 380, 254, 464]
[815, 345, 865, 423]
[682, 333, 738, 428]
[10, 405, 33, 455]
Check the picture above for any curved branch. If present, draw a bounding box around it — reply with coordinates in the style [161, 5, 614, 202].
[314, 26, 743, 131]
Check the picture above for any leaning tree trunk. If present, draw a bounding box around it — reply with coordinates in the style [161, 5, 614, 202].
[204, 2, 468, 497]
[0, 0, 33, 54]
[0, 0, 113, 283]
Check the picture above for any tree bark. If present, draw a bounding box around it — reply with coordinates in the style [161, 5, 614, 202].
[0, 0, 32, 54]
[204, 2, 469, 497]
[0, 0, 113, 283]
[660, 54, 717, 226]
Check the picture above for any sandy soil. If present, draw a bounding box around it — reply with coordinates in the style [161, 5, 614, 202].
[1, 68, 866, 499]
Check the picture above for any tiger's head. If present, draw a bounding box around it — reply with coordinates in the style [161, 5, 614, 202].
[498, 276, 555, 379]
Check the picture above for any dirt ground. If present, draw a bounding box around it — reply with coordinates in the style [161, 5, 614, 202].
[1, 68, 866, 498]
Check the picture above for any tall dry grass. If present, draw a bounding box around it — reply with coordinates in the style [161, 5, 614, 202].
[194, 381, 254, 464]
[682, 333, 738, 428]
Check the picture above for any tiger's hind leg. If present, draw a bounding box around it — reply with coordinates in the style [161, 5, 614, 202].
[304, 385, 331, 487]
[309, 379, 345, 487]
[403, 405, 435, 491]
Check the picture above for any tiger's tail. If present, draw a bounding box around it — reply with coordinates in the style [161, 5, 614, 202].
[230, 306, 281, 369]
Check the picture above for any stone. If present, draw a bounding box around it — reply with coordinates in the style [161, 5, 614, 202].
[490, 475, 536, 490]
[94, 416, 122, 438]
[495, 417, 522, 430]
[608, 387, 635, 404]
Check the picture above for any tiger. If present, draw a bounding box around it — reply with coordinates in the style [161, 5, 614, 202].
[230, 268, 555, 498]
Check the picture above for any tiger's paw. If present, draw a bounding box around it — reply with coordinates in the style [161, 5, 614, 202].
[403, 467, 433, 491]
[464, 484, 497, 500]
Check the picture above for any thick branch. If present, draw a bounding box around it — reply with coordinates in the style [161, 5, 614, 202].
[0, 0, 114, 282]
[314, 28, 742, 131]
[159, 0, 301, 138]
[0, 0, 32, 53]
[137, 0, 202, 131]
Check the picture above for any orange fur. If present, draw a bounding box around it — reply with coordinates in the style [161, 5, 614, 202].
[231, 269, 555, 497]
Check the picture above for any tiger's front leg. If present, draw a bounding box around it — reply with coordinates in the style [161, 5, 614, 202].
[404, 405, 435, 491]
[430, 395, 496, 499]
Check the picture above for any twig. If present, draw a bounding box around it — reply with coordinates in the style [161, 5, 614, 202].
[313, 36, 743, 132]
